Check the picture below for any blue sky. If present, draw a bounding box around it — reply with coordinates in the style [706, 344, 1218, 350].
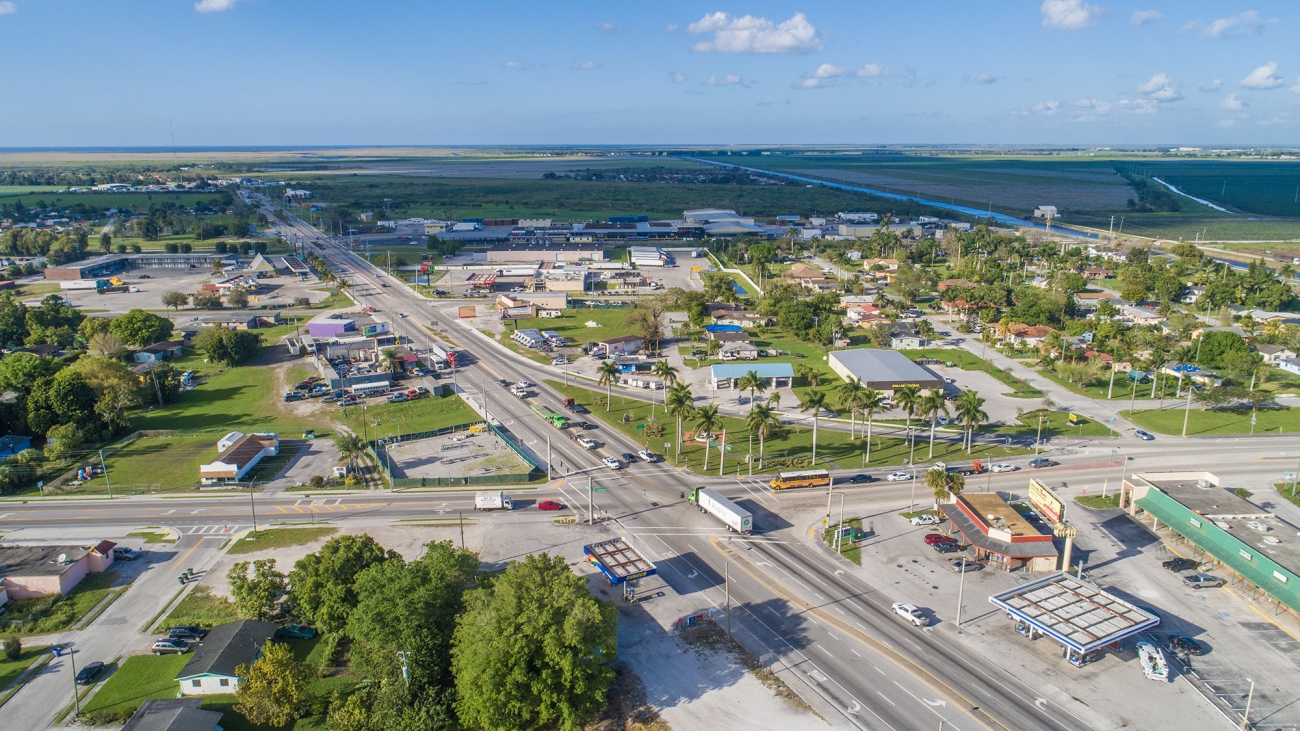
[1, 1, 1298, 147]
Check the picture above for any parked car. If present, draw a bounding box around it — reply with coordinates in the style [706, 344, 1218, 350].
[1028, 458, 1055, 469]
[168, 627, 205, 642]
[276, 625, 317, 640]
[1134, 430, 1155, 441]
[537, 500, 563, 511]
[891, 602, 929, 627]
[990, 463, 1017, 473]
[167, 625, 208, 639]
[909, 513, 940, 526]
[75, 661, 105, 685]
[637, 450, 659, 463]
[1183, 573, 1223, 589]
[887, 471, 910, 482]
[1168, 635, 1204, 656]
[931, 541, 962, 554]
[951, 559, 983, 573]
[602, 457, 622, 470]
[386, 393, 409, 404]
[1162, 557, 1199, 572]
[284, 392, 305, 402]
[845, 474, 874, 484]
[112, 546, 140, 561]
[923, 533, 952, 545]
[152, 639, 189, 655]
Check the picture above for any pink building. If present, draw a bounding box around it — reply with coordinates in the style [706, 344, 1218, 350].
[0, 542, 116, 600]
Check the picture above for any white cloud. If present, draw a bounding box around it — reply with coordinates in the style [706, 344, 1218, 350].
[569, 61, 601, 71]
[796, 63, 849, 89]
[687, 12, 823, 54]
[1222, 94, 1248, 109]
[194, 0, 243, 12]
[0, 2, 16, 16]
[1290, 78, 1300, 94]
[704, 74, 747, 86]
[1198, 79, 1223, 92]
[963, 72, 1002, 84]
[1240, 62, 1284, 90]
[670, 71, 687, 83]
[503, 61, 540, 71]
[1040, 0, 1102, 30]
[1070, 97, 1157, 120]
[665, 23, 678, 31]
[857, 63, 914, 81]
[1136, 72, 1182, 102]
[597, 22, 617, 34]
[1203, 10, 1263, 39]
[1013, 100, 1061, 116]
[1130, 9, 1162, 25]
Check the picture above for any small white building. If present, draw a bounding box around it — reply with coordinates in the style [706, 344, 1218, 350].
[199, 433, 279, 484]
[175, 620, 278, 696]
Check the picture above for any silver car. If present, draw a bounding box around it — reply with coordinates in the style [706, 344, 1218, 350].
[1183, 573, 1223, 590]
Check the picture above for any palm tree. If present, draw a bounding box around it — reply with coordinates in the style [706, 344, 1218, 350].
[926, 467, 951, 502]
[597, 360, 619, 411]
[923, 389, 949, 460]
[747, 403, 778, 470]
[1171, 344, 1196, 396]
[795, 364, 823, 389]
[738, 370, 766, 413]
[333, 432, 365, 474]
[954, 390, 989, 453]
[767, 391, 782, 410]
[860, 387, 886, 465]
[380, 348, 403, 373]
[895, 384, 923, 433]
[837, 378, 865, 439]
[798, 389, 828, 463]
[706, 339, 722, 358]
[666, 383, 696, 463]
[651, 360, 679, 387]
[694, 404, 724, 471]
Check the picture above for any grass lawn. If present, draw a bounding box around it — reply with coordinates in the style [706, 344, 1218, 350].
[128, 529, 177, 544]
[155, 586, 237, 631]
[81, 654, 190, 724]
[0, 645, 50, 694]
[1, 572, 123, 637]
[1123, 406, 1300, 436]
[993, 409, 1116, 438]
[509, 307, 633, 348]
[898, 348, 1043, 399]
[486, 330, 551, 365]
[822, 518, 865, 566]
[1036, 365, 1182, 402]
[308, 289, 351, 310]
[13, 282, 61, 298]
[227, 526, 338, 555]
[547, 381, 1028, 474]
[1075, 494, 1123, 510]
[337, 391, 479, 438]
[74, 434, 222, 494]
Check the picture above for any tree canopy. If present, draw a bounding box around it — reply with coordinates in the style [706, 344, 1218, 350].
[290, 534, 397, 633]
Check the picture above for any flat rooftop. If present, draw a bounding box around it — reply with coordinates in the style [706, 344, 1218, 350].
[962, 493, 1044, 538]
[989, 573, 1160, 653]
[828, 348, 942, 386]
[0, 545, 89, 577]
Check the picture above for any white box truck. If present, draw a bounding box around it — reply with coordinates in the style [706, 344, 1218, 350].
[474, 491, 513, 511]
[689, 487, 752, 534]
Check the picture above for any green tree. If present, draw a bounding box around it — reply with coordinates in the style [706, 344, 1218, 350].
[693, 403, 723, 471]
[109, 309, 174, 347]
[895, 384, 922, 435]
[954, 390, 988, 453]
[333, 433, 365, 474]
[836, 378, 864, 439]
[192, 291, 223, 309]
[227, 559, 286, 621]
[746, 402, 778, 469]
[859, 387, 886, 465]
[922, 389, 949, 459]
[43, 423, 84, 460]
[161, 291, 190, 311]
[2, 636, 19, 661]
[650, 360, 678, 387]
[289, 534, 397, 633]
[453, 553, 617, 731]
[737, 370, 766, 414]
[227, 289, 250, 309]
[596, 360, 619, 412]
[234, 639, 314, 727]
[665, 382, 695, 462]
[198, 326, 261, 367]
[98, 233, 111, 253]
[797, 389, 828, 463]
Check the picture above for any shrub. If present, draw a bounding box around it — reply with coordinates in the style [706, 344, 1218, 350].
[3, 636, 20, 660]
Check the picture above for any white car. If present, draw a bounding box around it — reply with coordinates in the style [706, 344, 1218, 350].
[637, 450, 659, 463]
[909, 514, 940, 526]
[602, 457, 622, 470]
[991, 463, 1018, 473]
[886, 471, 910, 482]
[398, 312, 408, 318]
[576, 436, 596, 449]
[891, 602, 929, 627]
[516, 381, 532, 389]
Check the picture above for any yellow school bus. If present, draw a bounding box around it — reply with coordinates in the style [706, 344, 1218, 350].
[769, 469, 832, 490]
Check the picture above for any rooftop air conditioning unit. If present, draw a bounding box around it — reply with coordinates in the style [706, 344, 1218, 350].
[1196, 479, 1212, 489]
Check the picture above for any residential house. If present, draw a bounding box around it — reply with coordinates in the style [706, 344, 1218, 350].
[600, 335, 644, 355]
[861, 258, 900, 272]
[712, 312, 775, 328]
[719, 341, 761, 361]
[888, 324, 927, 349]
[782, 263, 822, 280]
[799, 276, 840, 293]
[198, 433, 279, 484]
[1088, 246, 1128, 262]
[1181, 285, 1206, 304]
[937, 278, 976, 291]
[1083, 267, 1111, 280]
[0, 435, 32, 460]
[1280, 359, 1300, 377]
[838, 295, 878, 309]
[844, 304, 883, 324]
[1120, 306, 1166, 326]
[705, 331, 750, 343]
[132, 340, 183, 364]
[1008, 325, 1055, 349]
[175, 620, 278, 696]
[122, 699, 224, 731]
[1256, 344, 1296, 365]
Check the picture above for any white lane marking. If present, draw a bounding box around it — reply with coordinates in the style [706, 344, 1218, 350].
[850, 649, 862, 658]
[819, 646, 834, 658]
[876, 692, 896, 706]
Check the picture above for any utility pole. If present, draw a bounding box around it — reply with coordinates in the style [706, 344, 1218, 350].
[1242, 677, 1255, 730]
[725, 562, 731, 638]
[547, 434, 552, 479]
[956, 562, 967, 628]
[249, 479, 258, 534]
[1181, 387, 1194, 438]
[99, 450, 112, 499]
[68, 645, 81, 720]
[588, 476, 593, 525]
[1035, 415, 1044, 454]
[837, 492, 846, 554]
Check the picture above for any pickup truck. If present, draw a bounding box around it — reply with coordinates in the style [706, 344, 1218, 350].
[576, 436, 597, 449]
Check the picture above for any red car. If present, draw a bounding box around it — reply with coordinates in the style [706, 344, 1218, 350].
[923, 533, 953, 545]
[537, 500, 563, 511]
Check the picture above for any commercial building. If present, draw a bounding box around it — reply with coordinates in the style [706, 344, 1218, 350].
[199, 433, 279, 484]
[710, 363, 794, 390]
[600, 335, 644, 355]
[0, 542, 116, 599]
[988, 573, 1159, 667]
[937, 493, 1060, 572]
[307, 314, 389, 339]
[175, 620, 278, 696]
[484, 244, 606, 264]
[44, 253, 239, 280]
[122, 699, 224, 731]
[1122, 471, 1300, 617]
[193, 313, 281, 330]
[827, 348, 943, 395]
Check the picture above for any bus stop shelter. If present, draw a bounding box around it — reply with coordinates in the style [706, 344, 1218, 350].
[989, 573, 1159, 666]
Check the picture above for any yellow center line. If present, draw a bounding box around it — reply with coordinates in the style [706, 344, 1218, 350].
[171, 537, 207, 568]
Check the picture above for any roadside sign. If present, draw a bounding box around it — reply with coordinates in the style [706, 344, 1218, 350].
[664, 442, 671, 451]
[594, 487, 608, 493]
[636, 424, 645, 430]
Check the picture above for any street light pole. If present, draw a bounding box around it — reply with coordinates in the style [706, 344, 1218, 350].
[956, 562, 967, 628]
[249, 480, 258, 534]
[1181, 387, 1194, 438]
[1242, 677, 1255, 730]
[99, 449, 112, 499]
[68, 645, 81, 720]
[908, 464, 917, 511]
[837, 492, 846, 554]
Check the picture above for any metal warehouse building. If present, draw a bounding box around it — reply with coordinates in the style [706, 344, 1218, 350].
[827, 348, 943, 395]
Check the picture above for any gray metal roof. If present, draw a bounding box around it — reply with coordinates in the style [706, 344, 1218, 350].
[122, 699, 222, 731]
[828, 348, 941, 385]
[988, 574, 1159, 653]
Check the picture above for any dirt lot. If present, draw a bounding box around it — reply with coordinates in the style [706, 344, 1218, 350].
[43, 267, 332, 317]
[384, 428, 532, 480]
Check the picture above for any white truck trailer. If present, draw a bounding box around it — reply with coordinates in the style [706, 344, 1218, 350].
[474, 491, 513, 511]
[688, 487, 752, 534]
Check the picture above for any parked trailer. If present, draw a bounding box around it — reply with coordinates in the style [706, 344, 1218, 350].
[60, 279, 107, 291]
[689, 487, 752, 534]
[530, 404, 569, 428]
[584, 538, 657, 585]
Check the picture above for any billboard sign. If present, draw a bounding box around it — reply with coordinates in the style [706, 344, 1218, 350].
[1028, 478, 1066, 525]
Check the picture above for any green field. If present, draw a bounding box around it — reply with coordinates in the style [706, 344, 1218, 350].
[156, 587, 238, 631]
[1, 572, 122, 636]
[898, 348, 1044, 398]
[337, 391, 480, 439]
[508, 308, 633, 350]
[1124, 406, 1300, 436]
[131, 350, 315, 433]
[73, 434, 221, 494]
[0, 645, 51, 699]
[994, 408, 1116, 438]
[547, 381, 1027, 473]
[226, 527, 338, 555]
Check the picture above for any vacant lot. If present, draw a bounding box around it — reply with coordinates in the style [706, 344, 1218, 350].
[1124, 406, 1300, 436]
[336, 391, 480, 438]
[1, 572, 123, 637]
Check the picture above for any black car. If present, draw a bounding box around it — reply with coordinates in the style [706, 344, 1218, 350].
[168, 626, 206, 641]
[845, 474, 874, 484]
[621, 453, 638, 463]
[75, 661, 105, 685]
[1028, 458, 1054, 469]
[932, 541, 962, 554]
[1162, 557, 1198, 572]
[1168, 635, 1204, 656]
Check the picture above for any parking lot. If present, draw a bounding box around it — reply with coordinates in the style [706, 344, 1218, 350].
[383, 427, 532, 480]
[44, 267, 331, 317]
